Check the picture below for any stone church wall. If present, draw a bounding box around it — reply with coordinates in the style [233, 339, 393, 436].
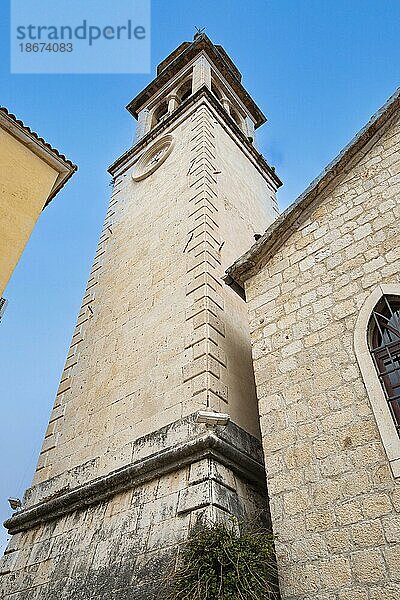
[1, 467, 263, 600]
[245, 113, 400, 599]
[0, 416, 268, 599]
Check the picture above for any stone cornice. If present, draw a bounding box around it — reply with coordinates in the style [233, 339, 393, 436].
[157, 37, 242, 82]
[4, 419, 266, 535]
[225, 87, 400, 291]
[126, 34, 266, 128]
[109, 86, 282, 190]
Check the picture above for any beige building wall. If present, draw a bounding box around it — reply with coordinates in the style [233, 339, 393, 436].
[0, 128, 59, 296]
[24, 94, 278, 499]
[244, 112, 400, 599]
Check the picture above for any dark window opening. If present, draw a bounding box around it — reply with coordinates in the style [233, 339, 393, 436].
[230, 108, 243, 132]
[211, 80, 222, 101]
[178, 79, 192, 103]
[152, 102, 168, 128]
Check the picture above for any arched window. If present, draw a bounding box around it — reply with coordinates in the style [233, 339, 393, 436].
[211, 80, 223, 101]
[354, 285, 400, 478]
[230, 108, 244, 132]
[177, 79, 192, 103]
[368, 296, 400, 434]
[151, 102, 168, 128]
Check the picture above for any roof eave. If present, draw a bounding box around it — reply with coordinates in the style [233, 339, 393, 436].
[226, 87, 400, 289]
[0, 107, 77, 208]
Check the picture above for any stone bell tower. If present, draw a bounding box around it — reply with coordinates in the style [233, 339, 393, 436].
[1, 34, 281, 598]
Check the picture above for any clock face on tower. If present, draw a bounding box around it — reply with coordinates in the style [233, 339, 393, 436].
[131, 134, 174, 181]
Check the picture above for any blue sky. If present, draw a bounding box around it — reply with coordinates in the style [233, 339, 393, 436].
[0, 0, 399, 549]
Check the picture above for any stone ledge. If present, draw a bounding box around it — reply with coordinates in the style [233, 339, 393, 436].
[4, 416, 265, 535]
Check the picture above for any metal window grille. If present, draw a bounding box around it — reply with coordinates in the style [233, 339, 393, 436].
[0, 297, 8, 321]
[369, 295, 400, 436]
